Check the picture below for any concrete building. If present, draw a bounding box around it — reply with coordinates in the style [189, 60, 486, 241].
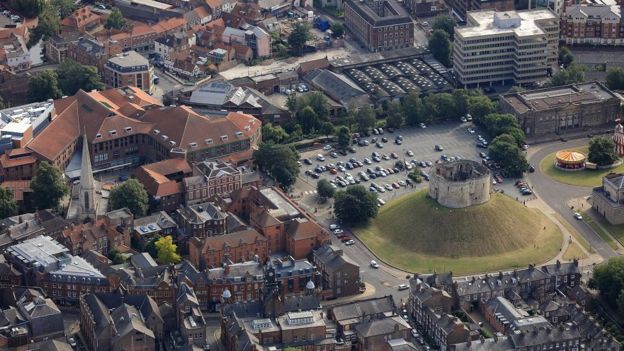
[498, 82, 621, 138]
[0, 100, 54, 152]
[453, 9, 559, 88]
[344, 0, 414, 52]
[592, 172, 624, 224]
[429, 160, 491, 208]
[104, 51, 154, 94]
[446, 0, 514, 22]
[561, 4, 624, 46]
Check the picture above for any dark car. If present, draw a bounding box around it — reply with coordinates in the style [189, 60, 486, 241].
[381, 137, 388, 143]
[528, 165, 535, 173]
[339, 149, 348, 156]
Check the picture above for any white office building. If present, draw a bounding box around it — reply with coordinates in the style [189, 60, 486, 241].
[453, 9, 559, 88]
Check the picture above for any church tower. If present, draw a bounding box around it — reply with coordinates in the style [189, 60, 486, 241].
[78, 133, 96, 220]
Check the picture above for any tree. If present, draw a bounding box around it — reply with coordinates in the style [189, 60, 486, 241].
[487, 137, 528, 177]
[317, 179, 335, 199]
[428, 30, 452, 67]
[144, 235, 161, 258]
[286, 94, 299, 113]
[354, 105, 376, 133]
[423, 93, 456, 120]
[262, 123, 289, 144]
[154, 235, 181, 264]
[402, 91, 425, 125]
[467, 95, 496, 123]
[28, 70, 62, 102]
[296, 106, 319, 134]
[334, 185, 378, 224]
[558, 46, 574, 68]
[305, 92, 329, 120]
[549, 64, 585, 86]
[481, 113, 520, 137]
[386, 101, 404, 129]
[253, 143, 300, 190]
[606, 67, 624, 91]
[452, 89, 471, 118]
[57, 60, 105, 95]
[288, 22, 311, 56]
[27, 4, 60, 46]
[109, 179, 149, 216]
[30, 161, 68, 210]
[588, 136, 618, 166]
[9, 0, 45, 17]
[320, 122, 335, 138]
[52, 0, 76, 19]
[337, 126, 351, 148]
[105, 8, 126, 30]
[431, 15, 456, 40]
[330, 22, 344, 38]
[107, 249, 125, 264]
[0, 188, 17, 220]
[589, 256, 624, 312]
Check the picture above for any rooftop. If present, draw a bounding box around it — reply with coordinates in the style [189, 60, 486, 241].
[456, 9, 557, 39]
[107, 50, 150, 69]
[345, 0, 412, 27]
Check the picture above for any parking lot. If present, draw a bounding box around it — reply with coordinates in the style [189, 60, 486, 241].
[296, 121, 491, 202]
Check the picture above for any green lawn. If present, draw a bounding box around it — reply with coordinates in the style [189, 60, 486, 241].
[583, 212, 620, 250]
[540, 147, 624, 187]
[552, 213, 594, 253]
[562, 242, 586, 261]
[355, 191, 562, 275]
[583, 212, 624, 250]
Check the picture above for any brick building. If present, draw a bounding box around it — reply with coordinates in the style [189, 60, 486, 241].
[24, 86, 261, 173]
[312, 245, 360, 299]
[176, 202, 231, 238]
[61, 218, 131, 256]
[498, 82, 621, 139]
[344, 0, 414, 52]
[134, 158, 192, 212]
[189, 228, 269, 269]
[184, 161, 243, 205]
[561, 4, 624, 46]
[104, 51, 154, 94]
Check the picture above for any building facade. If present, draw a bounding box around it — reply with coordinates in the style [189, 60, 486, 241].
[498, 82, 621, 138]
[561, 4, 624, 46]
[344, 0, 414, 52]
[104, 51, 154, 94]
[453, 9, 559, 88]
[592, 172, 624, 224]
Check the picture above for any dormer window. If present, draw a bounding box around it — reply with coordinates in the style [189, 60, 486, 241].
[235, 131, 243, 137]
[95, 133, 102, 138]
[169, 141, 176, 146]
[205, 138, 213, 144]
[109, 130, 117, 135]
[153, 129, 160, 135]
[220, 135, 228, 141]
[124, 127, 132, 132]
[189, 142, 197, 147]
[162, 135, 169, 141]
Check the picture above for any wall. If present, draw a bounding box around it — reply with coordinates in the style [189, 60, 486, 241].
[428, 161, 491, 208]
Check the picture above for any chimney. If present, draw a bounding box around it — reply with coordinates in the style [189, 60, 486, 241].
[556, 260, 561, 268]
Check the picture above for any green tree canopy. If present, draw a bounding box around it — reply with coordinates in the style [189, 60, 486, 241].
[154, 235, 181, 264]
[317, 179, 335, 199]
[337, 126, 351, 148]
[354, 105, 376, 133]
[428, 30, 452, 67]
[423, 93, 456, 120]
[558, 46, 574, 68]
[27, 3, 60, 46]
[481, 113, 520, 138]
[0, 188, 18, 220]
[320, 122, 335, 138]
[606, 67, 624, 91]
[28, 70, 63, 102]
[108, 249, 125, 264]
[9, 0, 45, 18]
[334, 185, 378, 224]
[549, 64, 585, 87]
[57, 60, 105, 95]
[296, 106, 319, 134]
[52, 0, 77, 19]
[330, 22, 344, 38]
[468, 95, 496, 123]
[431, 15, 456, 40]
[386, 101, 404, 129]
[589, 256, 624, 312]
[305, 92, 329, 120]
[262, 123, 289, 144]
[487, 137, 528, 177]
[402, 91, 425, 125]
[253, 143, 300, 190]
[288, 22, 311, 56]
[109, 179, 149, 216]
[30, 161, 68, 210]
[588, 136, 618, 166]
[105, 8, 127, 30]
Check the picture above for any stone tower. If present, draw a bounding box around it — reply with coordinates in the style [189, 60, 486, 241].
[78, 133, 96, 220]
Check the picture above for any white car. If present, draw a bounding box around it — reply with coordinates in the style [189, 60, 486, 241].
[333, 229, 344, 234]
[574, 212, 583, 220]
[398, 284, 409, 291]
[406, 150, 414, 156]
[370, 260, 380, 268]
[419, 123, 427, 129]
[329, 224, 340, 230]
[317, 154, 325, 161]
[345, 239, 355, 246]
[323, 145, 333, 151]
[411, 329, 419, 338]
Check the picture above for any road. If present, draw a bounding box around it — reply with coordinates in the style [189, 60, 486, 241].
[527, 139, 621, 259]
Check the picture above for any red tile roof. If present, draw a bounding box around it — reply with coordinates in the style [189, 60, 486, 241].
[0, 180, 31, 202]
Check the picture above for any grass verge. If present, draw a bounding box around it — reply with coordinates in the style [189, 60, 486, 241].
[552, 212, 594, 253]
[540, 147, 624, 187]
[583, 212, 620, 250]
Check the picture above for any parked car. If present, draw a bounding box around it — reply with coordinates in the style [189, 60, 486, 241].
[398, 284, 409, 291]
[434, 144, 444, 151]
[370, 260, 380, 268]
[317, 154, 325, 161]
[406, 150, 414, 156]
[419, 123, 427, 129]
[574, 212, 583, 220]
[345, 240, 355, 245]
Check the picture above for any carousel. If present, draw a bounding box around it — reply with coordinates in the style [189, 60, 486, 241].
[555, 150, 586, 170]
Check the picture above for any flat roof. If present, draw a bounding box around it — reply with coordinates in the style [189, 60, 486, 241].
[456, 9, 557, 38]
[130, 0, 172, 10]
[501, 82, 615, 113]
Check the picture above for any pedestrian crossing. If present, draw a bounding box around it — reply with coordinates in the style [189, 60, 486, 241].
[303, 190, 318, 195]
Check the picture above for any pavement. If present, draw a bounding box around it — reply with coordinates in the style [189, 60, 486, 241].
[527, 139, 622, 259]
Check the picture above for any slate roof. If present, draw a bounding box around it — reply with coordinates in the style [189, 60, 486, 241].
[331, 296, 395, 321]
[344, 0, 412, 27]
[355, 316, 410, 338]
[313, 245, 358, 272]
[304, 69, 367, 106]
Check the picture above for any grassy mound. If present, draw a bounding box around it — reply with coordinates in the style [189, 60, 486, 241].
[355, 191, 562, 275]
